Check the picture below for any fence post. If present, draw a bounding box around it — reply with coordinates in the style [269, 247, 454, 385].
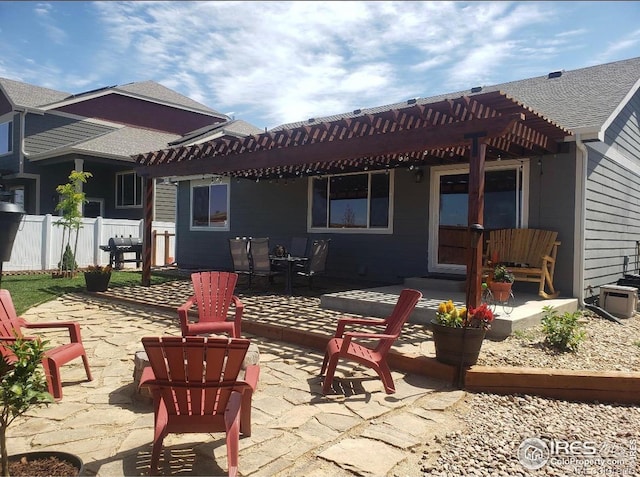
[95, 216, 103, 266]
[164, 231, 171, 265]
[152, 230, 157, 267]
[43, 214, 53, 272]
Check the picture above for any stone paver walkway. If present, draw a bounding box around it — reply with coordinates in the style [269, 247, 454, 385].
[8, 291, 467, 476]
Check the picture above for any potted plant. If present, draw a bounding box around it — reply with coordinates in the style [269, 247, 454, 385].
[0, 338, 83, 477]
[431, 299, 494, 366]
[489, 264, 515, 301]
[83, 264, 112, 292]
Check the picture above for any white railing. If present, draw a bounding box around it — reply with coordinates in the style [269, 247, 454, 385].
[4, 215, 175, 272]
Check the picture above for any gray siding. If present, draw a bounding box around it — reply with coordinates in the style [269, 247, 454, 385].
[605, 90, 640, 159]
[0, 113, 21, 173]
[584, 149, 640, 292]
[582, 89, 640, 293]
[527, 151, 577, 297]
[154, 181, 176, 222]
[174, 160, 582, 288]
[175, 170, 430, 284]
[24, 113, 116, 155]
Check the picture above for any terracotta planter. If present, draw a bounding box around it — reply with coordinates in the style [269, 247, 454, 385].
[84, 272, 111, 292]
[489, 281, 513, 301]
[431, 320, 486, 366]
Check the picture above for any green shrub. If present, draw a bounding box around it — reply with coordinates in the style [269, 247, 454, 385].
[541, 305, 586, 352]
[57, 244, 77, 272]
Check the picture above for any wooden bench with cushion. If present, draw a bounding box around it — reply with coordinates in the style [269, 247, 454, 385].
[483, 228, 560, 299]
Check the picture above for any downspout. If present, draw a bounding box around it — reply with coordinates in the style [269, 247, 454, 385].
[19, 110, 26, 173]
[17, 109, 41, 213]
[574, 133, 588, 307]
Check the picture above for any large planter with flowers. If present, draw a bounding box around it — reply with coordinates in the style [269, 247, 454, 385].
[431, 300, 495, 366]
[84, 265, 112, 292]
[431, 321, 487, 366]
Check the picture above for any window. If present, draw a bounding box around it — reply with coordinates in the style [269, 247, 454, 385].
[190, 178, 230, 230]
[310, 171, 392, 232]
[116, 171, 143, 208]
[0, 121, 12, 155]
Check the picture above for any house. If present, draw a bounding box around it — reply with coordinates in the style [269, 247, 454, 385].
[0, 77, 261, 221]
[134, 56, 640, 304]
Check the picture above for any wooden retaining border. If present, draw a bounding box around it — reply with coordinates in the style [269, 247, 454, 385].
[465, 366, 640, 405]
[89, 292, 640, 405]
[245, 321, 640, 405]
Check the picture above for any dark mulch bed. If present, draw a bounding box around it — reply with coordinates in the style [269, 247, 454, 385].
[9, 455, 80, 477]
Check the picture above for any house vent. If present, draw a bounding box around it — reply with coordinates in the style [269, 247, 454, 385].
[308, 118, 315, 123]
[353, 109, 362, 114]
[548, 71, 563, 79]
[407, 98, 418, 104]
[471, 86, 482, 93]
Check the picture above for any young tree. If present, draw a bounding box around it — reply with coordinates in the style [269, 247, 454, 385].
[54, 171, 92, 276]
[0, 338, 53, 476]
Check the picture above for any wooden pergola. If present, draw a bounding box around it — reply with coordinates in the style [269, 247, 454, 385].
[134, 90, 571, 308]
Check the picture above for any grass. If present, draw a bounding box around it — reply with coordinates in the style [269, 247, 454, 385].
[2, 271, 179, 316]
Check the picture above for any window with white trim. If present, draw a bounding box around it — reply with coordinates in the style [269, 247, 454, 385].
[116, 171, 143, 208]
[190, 178, 230, 230]
[309, 171, 392, 232]
[0, 121, 12, 155]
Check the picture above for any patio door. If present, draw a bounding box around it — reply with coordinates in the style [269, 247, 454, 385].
[429, 160, 529, 274]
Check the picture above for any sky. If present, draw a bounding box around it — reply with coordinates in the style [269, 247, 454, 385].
[0, 1, 639, 130]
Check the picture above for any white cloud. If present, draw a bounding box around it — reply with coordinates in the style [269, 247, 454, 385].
[594, 29, 640, 64]
[4, 0, 633, 129]
[33, 2, 67, 44]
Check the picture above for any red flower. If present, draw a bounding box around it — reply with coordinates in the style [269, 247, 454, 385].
[465, 303, 494, 329]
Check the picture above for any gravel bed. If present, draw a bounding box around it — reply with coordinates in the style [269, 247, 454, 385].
[477, 310, 640, 372]
[419, 310, 640, 476]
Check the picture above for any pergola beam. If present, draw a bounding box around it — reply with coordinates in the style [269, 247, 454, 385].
[137, 113, 523, 178]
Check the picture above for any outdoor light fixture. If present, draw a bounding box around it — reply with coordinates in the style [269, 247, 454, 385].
[469, 223, 484, 249]
[414, 168, 424, 183]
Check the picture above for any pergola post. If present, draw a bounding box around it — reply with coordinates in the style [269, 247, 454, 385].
[142, 177, 154, 287]
[465, 133, 487, 309]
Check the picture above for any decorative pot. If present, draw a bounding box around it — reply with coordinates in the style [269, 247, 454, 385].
[430, 320, 486, 366]
[84, 272, 111, 292]
[489, 281, 512, 301]
[8, 450, 84, 476]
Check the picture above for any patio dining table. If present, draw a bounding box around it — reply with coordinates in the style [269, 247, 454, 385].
[270, 255, 308, 296]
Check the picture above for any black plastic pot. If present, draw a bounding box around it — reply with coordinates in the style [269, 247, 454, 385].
[0, 201, 25, 261]
[8, 450, 84, 476]
[430, 320, 487, 366]
[84, 272, 112, 292]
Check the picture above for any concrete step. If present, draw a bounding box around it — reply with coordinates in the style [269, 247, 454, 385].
[320, 279, 579, 338]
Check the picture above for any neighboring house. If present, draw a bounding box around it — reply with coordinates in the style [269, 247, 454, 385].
[134, 56, 640, 303]
[0, 77, 259, 222]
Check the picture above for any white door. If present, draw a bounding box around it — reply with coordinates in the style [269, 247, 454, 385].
[429, 160, 529, 274]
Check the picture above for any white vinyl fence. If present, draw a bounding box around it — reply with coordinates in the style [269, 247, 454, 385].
[4, 215, 175, 272]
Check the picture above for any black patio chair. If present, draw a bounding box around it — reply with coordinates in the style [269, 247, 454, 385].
[229, 238, 252, 286]
[289, 237, 308, 258]
[249, 237, 283, 287]
[294, 239, 330, 289]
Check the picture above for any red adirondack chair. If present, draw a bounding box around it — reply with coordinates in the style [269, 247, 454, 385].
[177, 271, 244, 337]
[0, 289, 92, 400]
[140, 336, 260, 477]
[320, 288, 422, 394]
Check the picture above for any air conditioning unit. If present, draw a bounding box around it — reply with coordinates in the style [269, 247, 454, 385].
[599, 285, 638, 319]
